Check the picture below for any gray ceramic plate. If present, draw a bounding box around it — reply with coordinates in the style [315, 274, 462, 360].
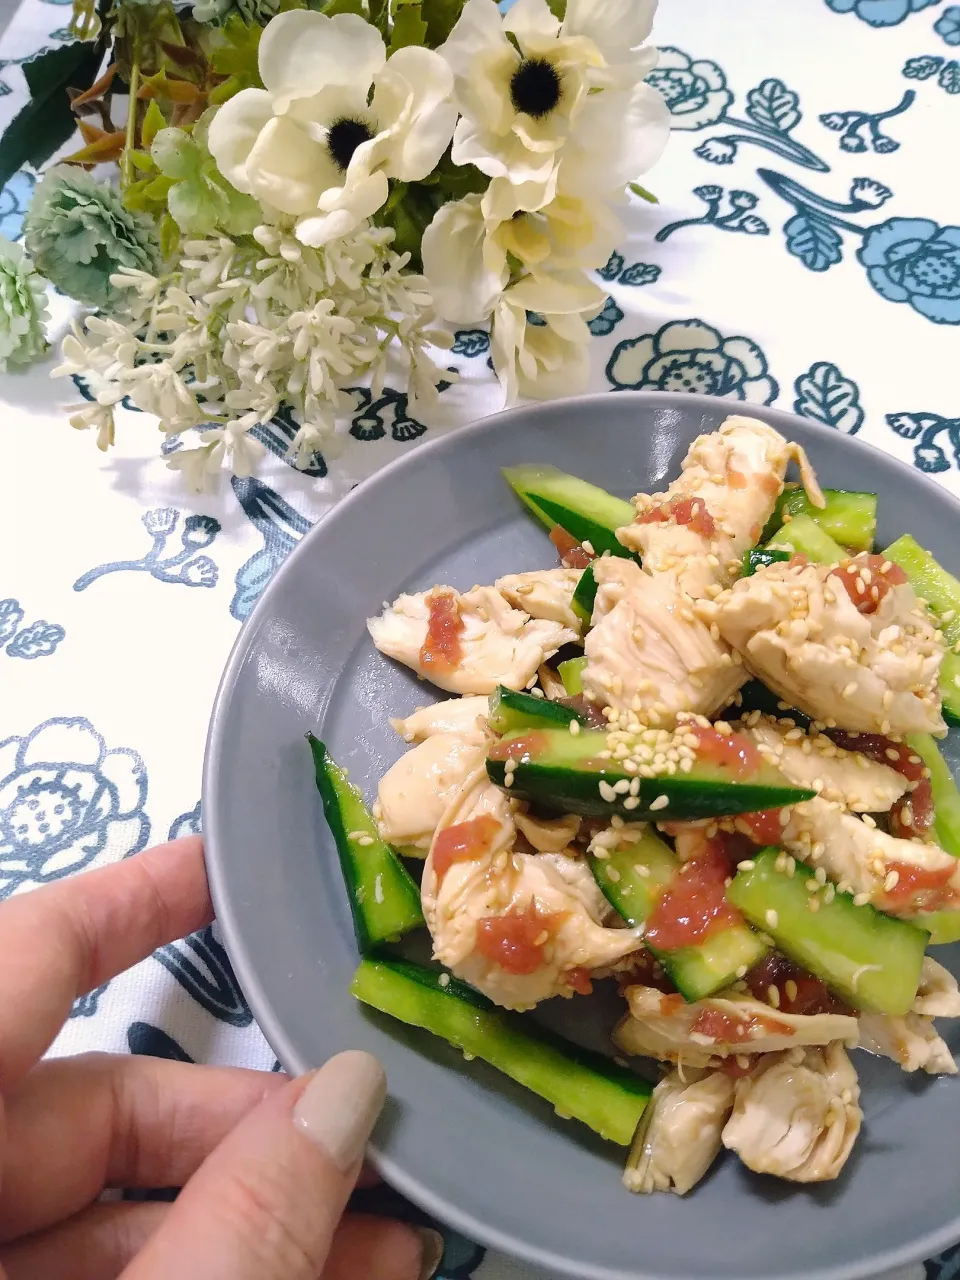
[204, 391, 960, 1280]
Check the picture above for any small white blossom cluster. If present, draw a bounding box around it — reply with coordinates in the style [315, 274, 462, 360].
[54, 221, 451, 490]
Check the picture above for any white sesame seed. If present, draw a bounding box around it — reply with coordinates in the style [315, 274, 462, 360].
[765, 909, 779, 929]
[569, 719, 581, 736]
[648, 794, 670, 811]
[737, 859, 756, 872]
[884, 869, 900, 892]
[623, 796, 640, 810]
[357, 835, 375, 847]
[606, 866, 621, 882]
[853, 892, 871, 907]
[784, 979, 798, 1004]
[767, 985, 781, 1008]
[861, 813, 877, 829]
[598, 780, 617, 803]
[439, 972, 451, 987]
[735, 965, 748, 978]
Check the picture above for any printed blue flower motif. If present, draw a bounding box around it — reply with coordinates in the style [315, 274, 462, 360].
[647, 48, 733, 129]
[0, 717, 150, 899]
[588, 297, 624, 337]
[451, 328, 490, 357]
[349, 386, 428, 442]
[858, 218, 960, 322]
[168, 800, 201, 840]
[0, 170, 36, 240]
[0, 599, 23, 645]
[231, 476, 312, 622]
[6, 620, 65, 659]
[70, 983, 109, 1018]
[606, 319, 779, 405]
[794, 362, 864, 434]
[935, 4, 960, 40]
[252, 404, 327, 478]
[925, 1239, 960, 1280]
[74, 508, 222, 592]
[819, 89, 914, 154]
[597, 252, 661, 287]
[128, 1021, 193, 1062]
[47, 26, 74, 38]
[887, 411, 960, 472]
[825, 0, 941, 26]
[657, 186, 769, 242]
[155, 920, 253, 1026]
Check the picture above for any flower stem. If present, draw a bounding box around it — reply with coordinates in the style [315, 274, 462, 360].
[655, 213, 714, 243]
[721, 117, 828, 172]
[122, 45, 140, 190]
[873, 89, 915, 122]
[756, 169, 868, 233]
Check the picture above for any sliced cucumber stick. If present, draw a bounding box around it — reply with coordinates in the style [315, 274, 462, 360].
[558, 655, 587, 696]
[308, 735, 424, 951]
[728, 847, 928, 1015]
[884, 535, 960, 723]
[487, 686, 586, 736]
[572, 562, 599, 624]
[905, 733, 960, 859]
[766, 514, 846, 565]
[351, 956, 650, 1145]
[502, 464, 636, 559]
[742, 548, 791, 577]
[764, 486, 877, 553]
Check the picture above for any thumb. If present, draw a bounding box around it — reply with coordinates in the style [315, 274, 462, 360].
[120, 1050, 423, 1280]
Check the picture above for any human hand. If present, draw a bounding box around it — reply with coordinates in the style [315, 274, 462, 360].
[0, 836, 443, 1280]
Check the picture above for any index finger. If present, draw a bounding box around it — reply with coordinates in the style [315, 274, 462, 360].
[0, 836, 211, 1090]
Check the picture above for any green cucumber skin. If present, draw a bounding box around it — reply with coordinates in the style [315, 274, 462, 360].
[502, 464, 637, 559]
[766, 513, 847, 565]
[351, 957, 650, 1146]
[589, 830, 769, 1000]
[905, 733, 960, 859]
[883, 535, 960, 720]
[915, 910, 960, 945]
[572, 563, 599, 624]
[727, 848, 928, 1015]
[558, 656, 587, 696]
[487, 728, 812, 821]
[308, 736, 424, 951]
[487, 686, 586, 736]
[764, 488, 877, 553]
[743, 548, 791, 577]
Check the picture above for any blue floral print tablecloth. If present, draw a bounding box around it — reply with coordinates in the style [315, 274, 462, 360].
[2, 0, 960, 1275]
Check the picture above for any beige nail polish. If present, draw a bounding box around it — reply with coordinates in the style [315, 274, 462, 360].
[416, 1228, 445, 1280]
[292, 1049, 386, 1172]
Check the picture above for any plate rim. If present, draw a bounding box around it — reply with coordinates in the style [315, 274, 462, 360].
[203, 389, 960, 1280]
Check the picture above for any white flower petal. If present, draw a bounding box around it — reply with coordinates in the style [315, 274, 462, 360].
[100, 747, 147, 817]
[558, 81, 669, 193]
[258, 10, 385, 109]
[296, 170, 389, 247]
[422, 194, 507, 324]
[369, 46, 457, 181]
[207, 87, 274, 194]
[502, 0, 561, 45]
[507, 270, 605, 316]
[22, 718, 104, 769]
[244, 116, 337, 214]
[562, 0, 657, 80]
[441, 0, 518, 133]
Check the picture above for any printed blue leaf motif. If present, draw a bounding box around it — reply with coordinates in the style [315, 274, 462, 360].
[597, 251, 625, 282]
[0, 716, 150, 899]
[588, 297, 624, 337]
[793, 362, 864, 434]
[231, 476, 312, 622]
[128, 1021, 193, 1062]
[451, 328, 490, 357]
[745, 78, 801, 134]
[168, 799, 201, 840]
[71, 983, 109, 1018]
[155, 922, 253, 1027]
[935, 4, 960, 42]
[904, 53, 945, 76]
[6, 620, 65, 659]
[0, 599, 24, 645]
[784, 210, 843, 271]
[619, 262, 661, 286]
[940, 59, 960, 89]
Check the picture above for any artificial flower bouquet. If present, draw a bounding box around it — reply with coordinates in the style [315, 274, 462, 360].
[0, 0, 669, 487]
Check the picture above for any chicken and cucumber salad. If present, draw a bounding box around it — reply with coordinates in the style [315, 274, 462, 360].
[311, 414, 960, 1193]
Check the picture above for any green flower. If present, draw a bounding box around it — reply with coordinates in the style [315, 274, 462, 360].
[0, 236, 49, 371]
[24, 166, 161, 310]
[152, 120, 260, 235]
[193, 0, 279, 26]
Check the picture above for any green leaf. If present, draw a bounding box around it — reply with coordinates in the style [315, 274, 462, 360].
[545, 0, 566, 15]
[389, 0, 428, 50]
[369, 0, 389, 29]
[0, 39, 106, 189]
[628, 181, 658, 204]
[322, 0, 366, 12]
[140, 99, 166, 149]
[160, 211, 180, 259]
[421, 0, 464, 45]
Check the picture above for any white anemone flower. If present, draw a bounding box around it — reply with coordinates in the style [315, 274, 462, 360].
[440, 0, 668, 215]
[422, 190, 621, 324]
[207, 10, 457, 246]
[491, 271, 605, 403]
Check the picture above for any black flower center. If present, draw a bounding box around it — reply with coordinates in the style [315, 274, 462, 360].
[510, 57, 561, 119]
[327, 117, 374, 172]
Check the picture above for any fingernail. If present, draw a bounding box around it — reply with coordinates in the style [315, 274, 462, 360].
[416, 1228, 445, 1280]
[293, 1049, 386, 1172]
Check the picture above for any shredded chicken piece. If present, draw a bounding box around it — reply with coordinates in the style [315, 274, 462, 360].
[912, 957, 960, 1018]
[722, 1043, 861, 1182]
[514, 806, 582, 854]
[582, 558, 745, 727]
[374, 734, 485, 852]
[616, 416, 823, 600]
[737, 715, 907, 812]
[614, 984, 858, 1068]
[857, 1012, 957, 1075]
[368, 585, 577, 695]
[705, 561, 946, 735]
[623, 1068, 735, 1195]
[781, 795, 960, 919]
[421, 769, 640, 1011]
[496, 567, 584, 632]
[390, 696, 490, 744]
